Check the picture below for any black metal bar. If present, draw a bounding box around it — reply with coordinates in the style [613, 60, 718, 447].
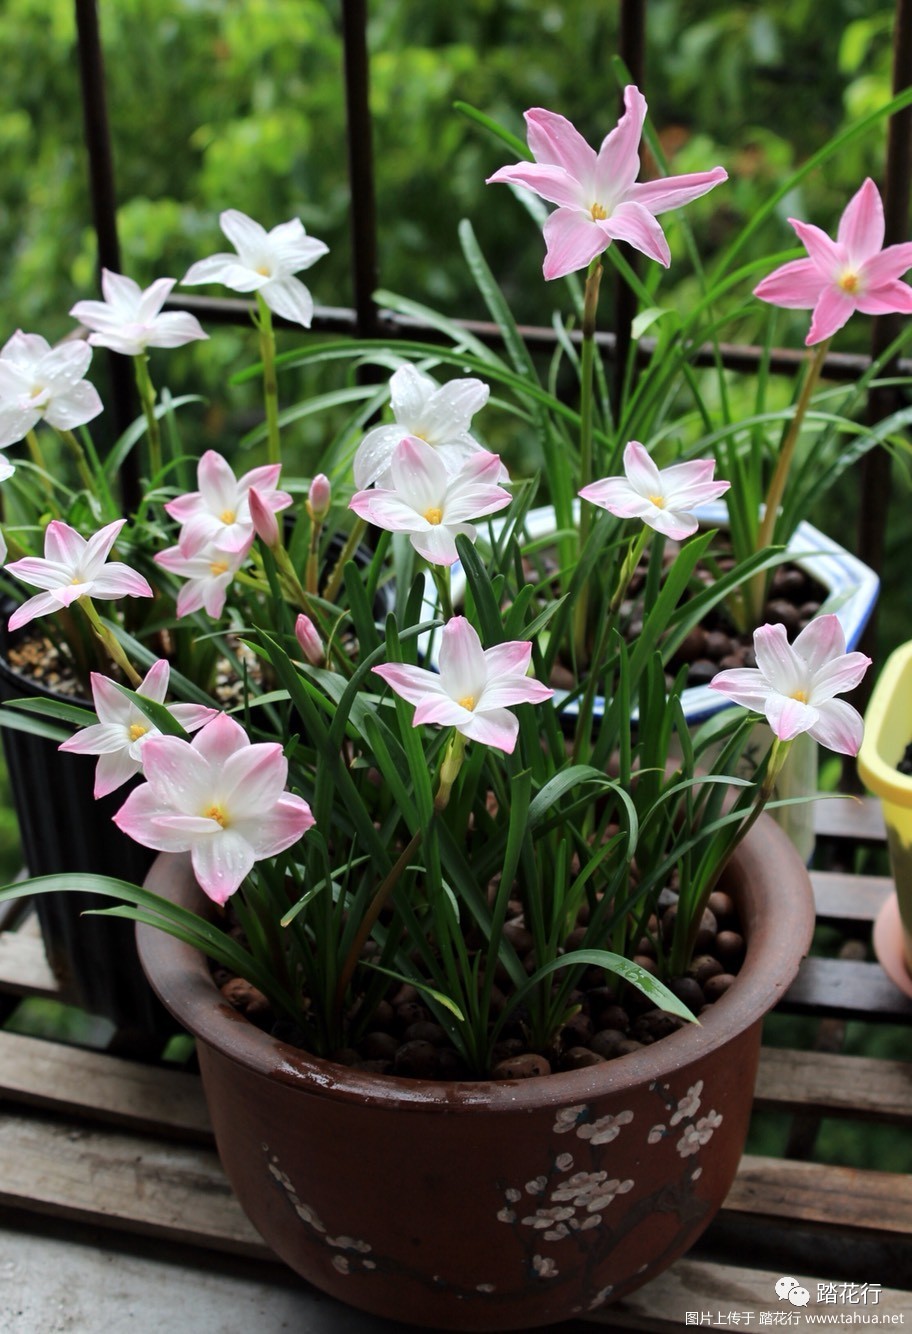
[341, 0, 380, 340]
[165, 293, 908, 382]
[612, 0, 648, 413]
[73, 0, 141, 510]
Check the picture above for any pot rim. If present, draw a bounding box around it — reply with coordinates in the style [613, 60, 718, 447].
[137, 812, 814, 1113]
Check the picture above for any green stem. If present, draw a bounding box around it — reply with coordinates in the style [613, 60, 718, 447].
[323, 519, 367, 604]
[133, 355, 162, 481]
[749, 339, 830, 621]
[77, 596, 142, 687]
[671, 735, 792, 975]
[256, 294, 281, 466]
[25, 430, 58, 510]
[608, 524, 650, 619]
[305, 516, 323, 596]
[573, 258, 604, 662]
[57, 428, 96, 494]
[431, 565, 454, 621]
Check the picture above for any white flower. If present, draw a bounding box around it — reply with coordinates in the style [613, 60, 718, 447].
[182, 209, 329, 328]
[576, 1109, 633, 1144]
[353, 363, 492, 489]
[0, 331, 103, 449]
[580, 440, 730, 541]
[164, 449, 292, 557]
[676, 1110, 723, 1158]
[647, 1124, 666, 1145]
[532, 1255, 559, 1279]
[553, 1105, 586, 1134]
[58, 659, 216, 797]
[70, 271, 208, 356]
[670, 1080, 703, 1126]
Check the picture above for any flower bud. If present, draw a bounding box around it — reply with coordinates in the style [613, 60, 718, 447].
[295, 613, 325, 666]
[308, 473, 331, 522]
[248, 487, 279, 550]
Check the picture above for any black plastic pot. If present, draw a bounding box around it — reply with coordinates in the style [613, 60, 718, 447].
[0, 614, 173, 1045]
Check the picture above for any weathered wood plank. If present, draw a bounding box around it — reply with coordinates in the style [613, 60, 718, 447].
[592, 1257, 910, 1330]
[754, 1046, 912, 1123]
[781, 955, 912, 1019]
[811, 869, 893, 923]
[724, 1153, 912, 1234]
[0, 930, 59, 999]
[0, 1030, 211, 1141]
[814, 795, 885, 842]
[0, 1113, 268, 1258]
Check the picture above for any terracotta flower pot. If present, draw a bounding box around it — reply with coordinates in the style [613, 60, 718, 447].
[137, 814, 813, 1332]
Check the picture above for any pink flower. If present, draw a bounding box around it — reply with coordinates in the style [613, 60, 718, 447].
[353, 364, 492, 490]
[113, 712, 315, 906]
[70, 271, 208, 356]
[349, 437, 512, 567]
[58, 659, 217, 797]
[248, 486, 280, 549]
[164, 450, 291, 557]
[308, 473, 332, 521]
[155, 537, 251, 620]
[295, 614, 324, 666]
[372, 616, 553, 754]
[754, 178, 912, 345]
[708, 614, 871, 755]
[579, 441, 729, 540]
[4, 519, 153, 631]
[486, 87, 727, 279]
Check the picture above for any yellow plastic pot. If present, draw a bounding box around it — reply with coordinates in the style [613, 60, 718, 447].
[857, 641, 912, 974]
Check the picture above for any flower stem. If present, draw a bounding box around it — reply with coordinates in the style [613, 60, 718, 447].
[255, 293, 281, 466]
[77, 596, 142, 687]
[749, 338, 830, 621]
[431, 565, 454, 621]
[322, 519, 367, 604]
[332, 729, 467, 1019]
[57, 428, 96, 495]
[305, 512, 323, 596]
[133, 354, 163, 482]
[608, 524, 650, 619]
[25, 431, 58, 510]
[573, 257, 604, 662]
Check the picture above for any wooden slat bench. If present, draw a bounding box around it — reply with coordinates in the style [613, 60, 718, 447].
[0, 799, 910, 1333]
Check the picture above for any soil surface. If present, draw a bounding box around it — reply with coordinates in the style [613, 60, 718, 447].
[213, 886, 745, 1083]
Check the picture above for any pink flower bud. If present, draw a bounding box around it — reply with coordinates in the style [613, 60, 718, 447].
[295, 613, 325, 666]
[249, 487, 279, 550]
[308, 473, 331, 522]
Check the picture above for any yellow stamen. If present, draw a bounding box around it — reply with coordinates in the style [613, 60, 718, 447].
[220, 508, 237, 525]
[838, 271, 860, 294]
[255, 264, 272, 277]
[424, 507, 444, 525]
[647, 494, 666, 509]
[209, 560, 229, 576]
[790, 689, 809, 704]
[30, 384, 46, 400]
[204, 803, 228, 827]
[128, 723, 149, 742]
[590, 202, 608, 221]
[458, 695, 476, 711]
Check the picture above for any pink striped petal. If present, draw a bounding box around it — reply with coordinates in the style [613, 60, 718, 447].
[627, 165, 728, 216]
[808, 698, 864, 756]
[191, 829, 256, 906]
[235, 793, 315, 858]
[602, 201, 671, 267]
[88, 566, 154, 599]
[859, 241, 912, 286]
[765, 694, 820, 742]
[524, 108, 597, 182]
[372, 661, 445, 707]
[595, 86, 647, 199]
[789, 218, 843, 276]
[836, 178, 884, 262]
[791, 614, 846, 672]
[753, 258, 823, 309]
[438, 616, 487, 701]
[485, 161, 585, 210]
[541, 209, 608, 280]
[481, 640, 533, 680]
[220, 742, 288, 810]
[623, 440, 662, 493]
[806, 287, 856, 345]
[753, 623, 802, 695]
[707, 667, 771, 711]
[410, 524, 464, 566]
[192, 712, 249, 767]
[412, 695, 474, 729]
[459, 707, 520, 754]
[809, 652, 872, 701]
[7, 592, 66, 630]
[855, 280, 912, 316]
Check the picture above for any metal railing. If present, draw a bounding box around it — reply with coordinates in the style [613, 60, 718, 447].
[73, 0, 912, 655]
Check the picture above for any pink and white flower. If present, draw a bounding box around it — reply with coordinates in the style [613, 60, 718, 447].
[349, 437, 511, 566]
[579, 441, 729, 540]
[70, 271, 208, 357]
[164, 450, 291, 556]
[155, 537, 251, 620]
[486, 87, 727, 279]
[754, 178, 912, 345]
[4, 519, 153, 631]
[59, 660, 217, 797]
[372, 615, 553, 754]
[353, 364, 492, 490]
[113, 711, 314, 905]
[0, 331, 103, 449]
[182, 209, 329, 328]
[708, 614, 871, 755]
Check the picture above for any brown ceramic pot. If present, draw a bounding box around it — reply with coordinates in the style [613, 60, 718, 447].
[137, 814, 813, 1332]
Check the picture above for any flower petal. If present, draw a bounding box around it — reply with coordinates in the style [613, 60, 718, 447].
[459, 706, 520, 754]
[808, 697, 865, 756]
[836, 177, 884, 263]
[524, 107, 597, 183]
[602, 201, 671, 267]
[707, 666, 771, 711]
[541, 209, 608, 280]
[626, 165, 727, 217]
[753, 258, 823, 310]
[485, 161, 585, 209]
[260, 276, 315, 327]
[595, 86, 647, 200]
[764, 693, 820, 742]
[752, 623, 803, 695]
[806, 287, 856, 345]
[438, 616, 487, 701]
[191, 829, 255, 906]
